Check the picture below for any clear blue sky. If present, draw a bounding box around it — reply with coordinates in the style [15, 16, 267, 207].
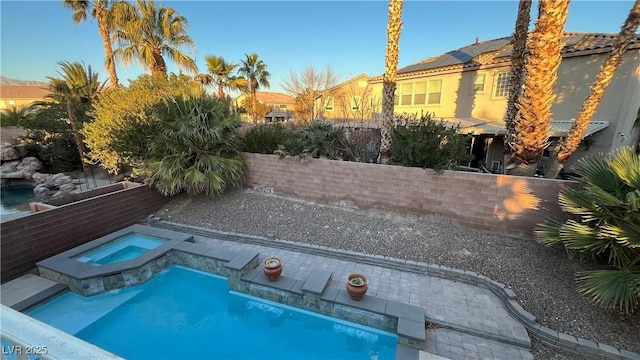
[0, 1, 635, 93]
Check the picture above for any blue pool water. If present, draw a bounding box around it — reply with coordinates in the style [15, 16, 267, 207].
[28, 266, 397, 359]
[74, 233, 166, 266]
[0, 185, 34, 216]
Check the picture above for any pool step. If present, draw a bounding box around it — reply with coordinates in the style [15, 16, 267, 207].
[0, 273, 68, 311]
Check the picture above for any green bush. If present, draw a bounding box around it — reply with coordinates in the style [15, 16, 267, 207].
[83, 74, 202, 174]
[535, 146, 640, 313]
[241, 123, 292, 154]
[274, 121, 349, 160]
[391, 114, 472, 171]
[146, 95, 246, 196]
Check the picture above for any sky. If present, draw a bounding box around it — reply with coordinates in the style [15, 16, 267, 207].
[0, 0, 636, 93]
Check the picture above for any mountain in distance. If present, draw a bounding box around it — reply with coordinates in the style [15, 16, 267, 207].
[1, 76, 47, 86]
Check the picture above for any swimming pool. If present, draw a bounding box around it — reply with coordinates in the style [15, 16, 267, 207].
[0, 185, 34, 216]
[74, 233, 166, 266]
[28, 266, 397, 359]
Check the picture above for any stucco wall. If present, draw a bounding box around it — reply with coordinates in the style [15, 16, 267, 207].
[245, 153, 574, 238]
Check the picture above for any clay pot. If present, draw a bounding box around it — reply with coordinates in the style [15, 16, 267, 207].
[346, 274, 368, 301]
[263, 258, 282, 281]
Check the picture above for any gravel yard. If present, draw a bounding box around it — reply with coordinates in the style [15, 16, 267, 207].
[158, 188, 639, 359]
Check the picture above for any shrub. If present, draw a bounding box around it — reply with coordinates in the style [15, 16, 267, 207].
[146, 95, 246, 196]
[241, 123, 292, 154]
[391, 114, 472, 171]
[274, 120, 349, 160]
[535, 146, 640, 313]
[83, 74, 202, 174]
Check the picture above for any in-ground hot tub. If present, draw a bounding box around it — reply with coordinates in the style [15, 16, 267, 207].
[75, 233, 166, 266]
[36, 224, 195, 296]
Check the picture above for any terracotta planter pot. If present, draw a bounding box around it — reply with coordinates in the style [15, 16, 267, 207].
[346, 273, 368, 301]
[263, 258, 282, 282]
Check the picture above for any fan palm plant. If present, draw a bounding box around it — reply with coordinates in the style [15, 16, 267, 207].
[46, 61, 105, 170]
[0, 105, 31, 127]
[380, 0, 403, 158]
[63, 0, 134, 88]
[238, 53, 270, 124]
[201, 55, 248, 99]
[535, 146, 640, 313]
[114, 0, 197, 77]
[509, 0, 569, 176]
[147, 95, 246, 196]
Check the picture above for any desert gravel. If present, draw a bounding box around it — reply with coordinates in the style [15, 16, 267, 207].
[157, 188, 639, 359]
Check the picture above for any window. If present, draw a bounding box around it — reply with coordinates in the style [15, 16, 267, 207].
[279, 104, 287, 110]
[472, 74, 486, 93]
[427, 79, 442, 105]
[325, 97, 334, 111]
[493, 72, 510, 98]
[401, 83, 412, 105]
[351, 96, 361, 111]
[414, 82, 427, 105]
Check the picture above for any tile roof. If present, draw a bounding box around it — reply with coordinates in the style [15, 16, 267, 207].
[371, 32, 640, 80]
[253, 91, 295, 104]
[0, 85, 49, 100]
[398, 37, 513, 74]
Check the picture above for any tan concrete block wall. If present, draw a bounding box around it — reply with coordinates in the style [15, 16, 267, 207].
[245, 153, 573, 237]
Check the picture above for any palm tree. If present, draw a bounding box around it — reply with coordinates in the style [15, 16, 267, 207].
[62, 0, 134, 89]
[46, 61, 105, 170]
[201, 55, 248, 98]
[147, 95, 246, 196]
[238, 53, 271, 124]
[503, 0, 532, 164]
[0, 105, 30, 127]
[509, 0, 570, 176]
[114, 0, 197, 77]
[380, 0, 403, 159]
[546, 0, 640, 177]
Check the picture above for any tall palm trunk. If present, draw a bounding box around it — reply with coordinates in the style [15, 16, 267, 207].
[151, 49, 168, 77]
[510, 0, 569, 177]
[95, 7, 119, 89]
[218, 83, 224, 98]
[504, 0, 532, 169]
[65, 99, 90, 171]
[251, 89, 258, 124]
[546, 0, 640, 178]
[380, 0, 403, 159]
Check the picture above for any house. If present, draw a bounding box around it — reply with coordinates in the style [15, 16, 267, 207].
[235, 91, 295, 123]
[366, 32, 640, 172]
[318, 73, 379, 121]
[0, 85, 49, 110]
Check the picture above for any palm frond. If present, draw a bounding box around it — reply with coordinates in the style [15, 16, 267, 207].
[576, 269, 640, 313]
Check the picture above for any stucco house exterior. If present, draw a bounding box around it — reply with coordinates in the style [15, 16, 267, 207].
[235, 91, 295, 123]
[366, 32, 640, 172]
[0, 85, 49, 111]
[319, 73, 379, 121]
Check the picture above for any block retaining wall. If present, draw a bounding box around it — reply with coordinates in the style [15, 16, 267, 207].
[245, 153, 575, 237]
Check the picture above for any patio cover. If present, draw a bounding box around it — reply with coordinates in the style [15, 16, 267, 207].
[456, 119, 610, 138]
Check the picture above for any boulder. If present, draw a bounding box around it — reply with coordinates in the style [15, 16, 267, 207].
[32, 172, 53, 184]
[0, 146, 19, 161]
[0, 160, 19, 173]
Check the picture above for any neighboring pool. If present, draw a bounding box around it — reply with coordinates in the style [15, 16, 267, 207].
[0, 185, 34, 216]
[74, 233, 166, 266]
[28, 266, 397, 359]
